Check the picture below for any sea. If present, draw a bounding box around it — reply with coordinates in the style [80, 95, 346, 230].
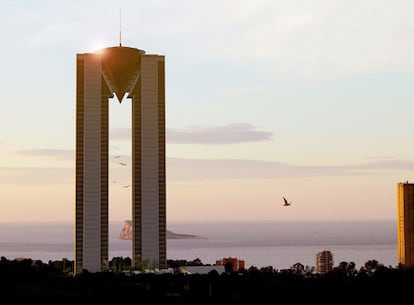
[0, 220, 398, 270]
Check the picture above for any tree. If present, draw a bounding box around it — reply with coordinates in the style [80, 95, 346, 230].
[224, 262, 233, 273]
[188, 258, 203, 266]
[291, 262, 305, 275]
[364, 259, 379, 274]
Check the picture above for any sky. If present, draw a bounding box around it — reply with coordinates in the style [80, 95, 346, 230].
[1, 0, 414, 223]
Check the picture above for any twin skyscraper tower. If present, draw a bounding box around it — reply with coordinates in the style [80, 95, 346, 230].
[75, 46, 166, 274]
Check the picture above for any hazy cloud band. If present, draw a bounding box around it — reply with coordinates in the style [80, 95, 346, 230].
[3, 157, 414, 184]
[111, 123, 273, 144]
[14, 149, 74, 159]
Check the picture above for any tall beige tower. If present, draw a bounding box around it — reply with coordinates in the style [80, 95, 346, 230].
[397, 181, 414, 268]
[75, 46, 166, 274]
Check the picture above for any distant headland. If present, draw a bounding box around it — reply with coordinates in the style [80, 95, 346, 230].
[119, 220, 204, 240]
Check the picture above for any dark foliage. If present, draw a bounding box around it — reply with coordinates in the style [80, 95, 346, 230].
[1, 256, 413, 304]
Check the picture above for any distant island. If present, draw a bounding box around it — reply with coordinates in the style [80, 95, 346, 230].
[119, 220, 204, 240]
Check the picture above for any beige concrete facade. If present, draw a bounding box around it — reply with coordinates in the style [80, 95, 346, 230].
[316, 250, 333, 274]
[397, 182, 414, 267]
[75, 46, 166, 274]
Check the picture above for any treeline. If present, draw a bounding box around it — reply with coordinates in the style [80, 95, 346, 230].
[0, 256, 413, 303]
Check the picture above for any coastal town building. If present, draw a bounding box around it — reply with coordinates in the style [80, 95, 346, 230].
[215, 257, 245, 272]
[316, 250, 333, 274]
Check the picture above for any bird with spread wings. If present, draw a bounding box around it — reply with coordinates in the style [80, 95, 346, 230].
[283, 196, 292, 206]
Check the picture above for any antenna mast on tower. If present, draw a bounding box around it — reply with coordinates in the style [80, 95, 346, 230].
[119, 8, 122, 47]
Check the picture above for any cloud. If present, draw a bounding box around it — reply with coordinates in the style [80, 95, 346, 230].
[14, 149, 74, 160]
[110, 123, 273, 144]
[7, 147, 414, 183]
[351, 159, 414, 171]
[0, 167, 72, 184]
[167, 158, 414, 181]
[167, 123, 273, 144]
[167, 158, 335, 181]
[13, 148, 126, 162]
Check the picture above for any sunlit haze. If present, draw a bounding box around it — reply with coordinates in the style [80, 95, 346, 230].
[1, 0, 413, 223]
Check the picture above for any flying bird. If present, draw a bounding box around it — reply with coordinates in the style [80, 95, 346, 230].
[113, 155, 121, 158]
[119, 162, 127, 166]
[283, 196, 292, 206]
[123, 185, 131, 188]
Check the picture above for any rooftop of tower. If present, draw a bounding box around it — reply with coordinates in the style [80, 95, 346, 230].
[99, 46, 146, 102]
